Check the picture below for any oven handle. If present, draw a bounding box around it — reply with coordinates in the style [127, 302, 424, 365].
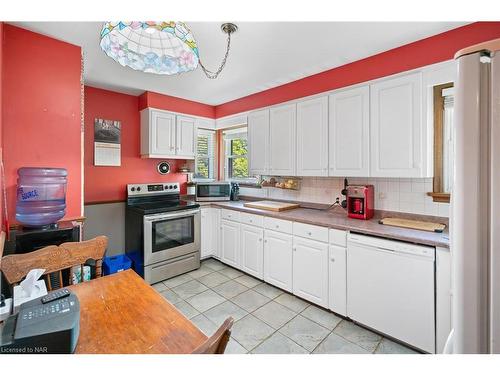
[144, 208, 201, 222]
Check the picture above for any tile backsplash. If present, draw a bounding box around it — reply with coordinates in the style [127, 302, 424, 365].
[240, 177, 450, 218]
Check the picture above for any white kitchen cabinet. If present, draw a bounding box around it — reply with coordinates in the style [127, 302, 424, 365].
[296, 96, 328, 176]
[176, 115, 196, 158]
[329, 245, 347, 316]
[200, 207, 214, 259]
[141, 109, 176, 157]
[248, 109, 270, 175]
[436, 246, 452, 354]
[264, 230, 293, 292]
[292, 236, 329, 308]
[370, 72, 423, 177]
[213, 208, 221, 259]
[269, 103, 296, 176]
[140, 108, 195, 159]
[220, 219, 240, 268]
[329, 86, 370, 177]
[240, 224, 264, 279]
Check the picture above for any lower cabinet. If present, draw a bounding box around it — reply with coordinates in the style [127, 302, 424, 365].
[240, 224, 264, 279]
[264, 230, 293, 292]
[292, 236, 329, 308]
[328, 245, 347, 316]
[200, 207, 214, 259]
[213, 208, 221, 259]
[220, 219, 240, 268]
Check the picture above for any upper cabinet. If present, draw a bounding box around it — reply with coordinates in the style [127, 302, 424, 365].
[329, 86, 370, 177]
[248, 109, 270, 175]
[296, 96, 329, 176]
[141, 108, 196, 159]
[269, 103, 297, 176]
[176, 115, 196, 158]
[370, 72, 423, 177]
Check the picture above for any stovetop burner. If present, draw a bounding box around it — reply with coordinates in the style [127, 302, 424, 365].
[128, 199, 199, 215]
[126, 182, 199, 215]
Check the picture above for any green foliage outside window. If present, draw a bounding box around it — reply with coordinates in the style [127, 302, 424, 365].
[228, 138, 249, 178]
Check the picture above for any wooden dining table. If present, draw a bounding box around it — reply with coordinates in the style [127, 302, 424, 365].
[67, 269, 207, 354]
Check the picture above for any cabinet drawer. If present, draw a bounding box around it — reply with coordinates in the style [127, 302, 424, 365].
[293, 222, 329, 242]
[240, 212, 263, 227]
[329, 228, 347, 247]
[221, 209, 240, 222]
[264, 217, 293, 234]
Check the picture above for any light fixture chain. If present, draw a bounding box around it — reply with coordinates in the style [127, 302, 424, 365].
[198, 31, 232, 79]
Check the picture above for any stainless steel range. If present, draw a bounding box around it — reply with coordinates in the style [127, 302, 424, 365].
[125, 182, 200, 284]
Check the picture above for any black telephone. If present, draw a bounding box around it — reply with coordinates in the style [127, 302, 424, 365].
[0, 289, 80, 354]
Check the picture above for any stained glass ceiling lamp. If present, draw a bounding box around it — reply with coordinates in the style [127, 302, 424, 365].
[99, 21, 237, 79]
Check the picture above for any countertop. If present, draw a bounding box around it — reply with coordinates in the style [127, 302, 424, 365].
[204, 200, 450, 249]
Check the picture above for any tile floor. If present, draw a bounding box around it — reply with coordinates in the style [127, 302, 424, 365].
[152, 258, 420, 354]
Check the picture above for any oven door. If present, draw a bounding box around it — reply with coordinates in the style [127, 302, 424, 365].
[143, 209, 200, 266]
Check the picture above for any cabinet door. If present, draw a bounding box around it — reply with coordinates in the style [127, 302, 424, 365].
[151, 110, 176, 156]
[176, 115, 196, 158]
[240, 224, 264, 279]
[370, 73, 423, 177]
[248, 109, 270, 175]
[200, 207, 213, 259]
[293, 237, 329, 308]
[269, 104, 296, 176]
[220, 219, 240, 268]
[329, 86, 370, 177]
[329, 245, 347, 316]
[264, 230, 293, 292]
[213, 208, 221, 259]
[296, 97, 328, 176]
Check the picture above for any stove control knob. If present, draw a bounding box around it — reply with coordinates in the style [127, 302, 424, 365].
[169, 185, 173, 189]
[137, 186, 141, 192]
[131, 187, 135, 192]
[165, 185, 169, 189]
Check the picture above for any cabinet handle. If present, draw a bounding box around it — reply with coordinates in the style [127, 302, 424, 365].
[293, 247, 297, 252]
[259, 238, 262, 242]
[249, 219, 253, 223]
[331, 257, 335, 262]
[264, 239, 268, 243]
[275, 225, 279, 229]
[308, 231, 312, 236]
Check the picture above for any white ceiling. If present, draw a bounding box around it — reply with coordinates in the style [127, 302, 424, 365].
[13, 22, 468, 105]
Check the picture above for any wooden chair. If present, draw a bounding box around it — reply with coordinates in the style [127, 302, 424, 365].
[1, 236, 108, 291]
[192, 317, 235, 354]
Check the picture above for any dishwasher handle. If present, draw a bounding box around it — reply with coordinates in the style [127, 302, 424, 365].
[348, 234, 434, 259]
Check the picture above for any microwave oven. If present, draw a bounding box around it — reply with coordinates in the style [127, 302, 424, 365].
[195, 182, 231, 201]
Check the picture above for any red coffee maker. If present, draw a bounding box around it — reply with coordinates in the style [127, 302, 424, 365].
[347, 185, 374, 220]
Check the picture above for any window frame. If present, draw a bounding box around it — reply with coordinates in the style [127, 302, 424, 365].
[428, 82, 454, 203]
[223, 126, 259, 185]
[193, 128, 217, 182]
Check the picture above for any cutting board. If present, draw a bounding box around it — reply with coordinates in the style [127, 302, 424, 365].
[244, 200, 300, 212]
[379, 217, 446, 233]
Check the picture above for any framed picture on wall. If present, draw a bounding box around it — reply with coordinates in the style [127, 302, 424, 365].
[94, 118, 121, 166]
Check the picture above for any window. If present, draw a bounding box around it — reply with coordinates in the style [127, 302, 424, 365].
[429, 83, 454, 203]
[194, 129, 216, 180]
[223, 127, 257, 183]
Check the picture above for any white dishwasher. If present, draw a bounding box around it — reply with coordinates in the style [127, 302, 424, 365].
[347, 233, 435, 353]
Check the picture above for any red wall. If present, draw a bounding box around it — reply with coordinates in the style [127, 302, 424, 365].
[215, 22, 500, 117]
[2, 24, 82, 223]
[139, 91, 215, 118]
[84, 86, 188, 203]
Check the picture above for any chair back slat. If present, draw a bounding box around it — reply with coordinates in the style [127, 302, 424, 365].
[1, 236, 108, 290]
[192, 317, 234, 354]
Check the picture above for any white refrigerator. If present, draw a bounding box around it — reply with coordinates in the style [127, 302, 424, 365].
[451, 38, 500, 353]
